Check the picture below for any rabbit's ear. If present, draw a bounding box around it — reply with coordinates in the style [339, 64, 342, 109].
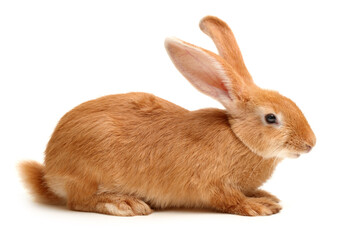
[199, 16, 253, 85]
[165, 37, 249, 109]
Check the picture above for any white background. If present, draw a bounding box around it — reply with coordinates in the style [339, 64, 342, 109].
[1, 0, 359, 239]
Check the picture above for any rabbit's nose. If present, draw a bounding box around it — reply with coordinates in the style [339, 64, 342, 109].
[305, 144, 312, 153]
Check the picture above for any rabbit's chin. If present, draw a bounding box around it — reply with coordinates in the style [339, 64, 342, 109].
[273, 150, 301, 159]
[287, 153, 301, 159]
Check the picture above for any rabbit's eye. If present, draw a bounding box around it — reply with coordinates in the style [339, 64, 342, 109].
[265, 114, 277, 124]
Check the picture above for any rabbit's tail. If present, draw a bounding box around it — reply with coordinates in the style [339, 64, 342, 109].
[18, 161, 62, 205]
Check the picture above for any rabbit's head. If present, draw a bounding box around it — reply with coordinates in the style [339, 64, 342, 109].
[165, 16, 316, 159]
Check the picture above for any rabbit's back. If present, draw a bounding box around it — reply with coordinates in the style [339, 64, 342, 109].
[45, 92, 187, 172]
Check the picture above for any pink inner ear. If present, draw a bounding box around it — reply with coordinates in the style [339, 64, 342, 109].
[219, 81, 230, 97]
[165, 38, 234, 105]
[182, 47, 231, 100]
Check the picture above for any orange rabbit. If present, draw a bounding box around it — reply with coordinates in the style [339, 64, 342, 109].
[19, 16, 315, 216]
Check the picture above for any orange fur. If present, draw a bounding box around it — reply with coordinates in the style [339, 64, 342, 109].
[200, 16, 253, 84]
[18, 16, 316, 217]
[18, 161, 63, 205]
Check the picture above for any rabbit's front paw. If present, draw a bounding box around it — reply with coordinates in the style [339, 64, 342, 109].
[239, 197, 282, 216]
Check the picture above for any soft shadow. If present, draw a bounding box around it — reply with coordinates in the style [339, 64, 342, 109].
[154, 207, 216, 215]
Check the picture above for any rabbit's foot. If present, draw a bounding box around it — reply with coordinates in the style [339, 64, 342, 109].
[246, 189, 280, 203]
[95, 195, 153, 216]
[210, 187, 282, 216]
[68, 192, 152, 216]
[236, 197, 282, 216]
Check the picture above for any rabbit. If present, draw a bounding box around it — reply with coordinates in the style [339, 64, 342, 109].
[18, 16, 316, 217]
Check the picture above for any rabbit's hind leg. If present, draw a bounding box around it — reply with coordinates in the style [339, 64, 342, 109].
[65, 181, 152, 216]
[93, 194, 153, 216]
